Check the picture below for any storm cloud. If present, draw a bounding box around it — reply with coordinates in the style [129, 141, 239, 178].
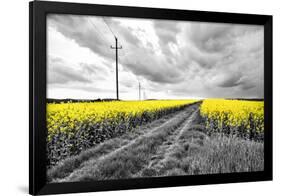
[47, 14, 264, 99]
[48, 56, 91, 84]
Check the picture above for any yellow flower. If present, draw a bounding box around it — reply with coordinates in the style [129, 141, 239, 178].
[47, 100, 198, 137]
[200, 99, 264, 133]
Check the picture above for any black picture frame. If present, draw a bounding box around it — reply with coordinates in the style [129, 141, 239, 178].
[29, 1, 273, 195]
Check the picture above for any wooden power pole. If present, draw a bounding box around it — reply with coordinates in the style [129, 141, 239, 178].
[111, 37, 122, 100]
[139, 82, 141, 100]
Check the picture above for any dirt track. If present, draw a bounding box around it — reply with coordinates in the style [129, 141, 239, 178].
[49, 103, 201, 182]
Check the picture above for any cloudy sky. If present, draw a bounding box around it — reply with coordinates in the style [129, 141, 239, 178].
[47, 14, 264, 100]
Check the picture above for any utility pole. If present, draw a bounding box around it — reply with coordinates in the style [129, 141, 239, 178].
[139, 82, 141, 100]
[143, 90, 146, 100]
[111, 37, 122, 100]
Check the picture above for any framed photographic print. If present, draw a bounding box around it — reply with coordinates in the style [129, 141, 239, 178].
[29, 0, 273, 195]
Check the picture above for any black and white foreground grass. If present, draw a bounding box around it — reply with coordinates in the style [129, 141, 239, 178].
[47, 103, 264, 183]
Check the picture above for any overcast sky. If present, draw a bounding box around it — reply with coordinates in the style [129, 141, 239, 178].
[47, 14, 264, 100]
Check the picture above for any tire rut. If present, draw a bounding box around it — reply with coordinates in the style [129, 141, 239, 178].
[133, 107, 200, 177]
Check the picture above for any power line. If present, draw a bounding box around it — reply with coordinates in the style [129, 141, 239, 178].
[87, 18, 111, 46]
[101, 17, 123, 100]
[102, 17, 117, 38]
[88, 17, 123, 100]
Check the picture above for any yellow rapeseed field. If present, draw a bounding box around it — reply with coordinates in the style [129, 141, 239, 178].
[46, 100, 198, 165]
[47, 100, 198, 137]
[200, 99, 264, 133]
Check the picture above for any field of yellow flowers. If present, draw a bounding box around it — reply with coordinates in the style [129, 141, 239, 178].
[47, 100, 197, 166]
[200, 99, 264, 139]
[47, 99, 264, 167]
